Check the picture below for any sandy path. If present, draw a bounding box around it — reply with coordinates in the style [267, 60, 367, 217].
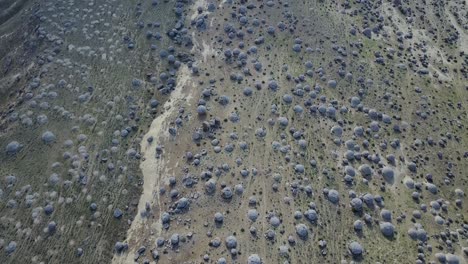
[113, 2, 202, 262]
[112, 65, 193, 264]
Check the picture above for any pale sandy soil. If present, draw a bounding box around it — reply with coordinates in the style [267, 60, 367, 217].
[112, 65, 193, 264]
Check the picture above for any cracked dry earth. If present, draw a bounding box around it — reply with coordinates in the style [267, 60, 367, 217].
[1, 0, 468, 264]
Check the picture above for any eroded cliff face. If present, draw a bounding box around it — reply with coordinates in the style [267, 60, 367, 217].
[1, 0, 467, 264]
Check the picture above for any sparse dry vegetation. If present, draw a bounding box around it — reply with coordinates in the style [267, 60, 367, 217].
[1, 0, 467, 263]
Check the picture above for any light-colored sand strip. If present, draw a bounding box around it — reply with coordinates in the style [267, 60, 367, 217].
[191, 32, 218, 63]
[191, 0, 208, 20]
[0, 31, 14, 40]
[112, 65, 192, 264]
